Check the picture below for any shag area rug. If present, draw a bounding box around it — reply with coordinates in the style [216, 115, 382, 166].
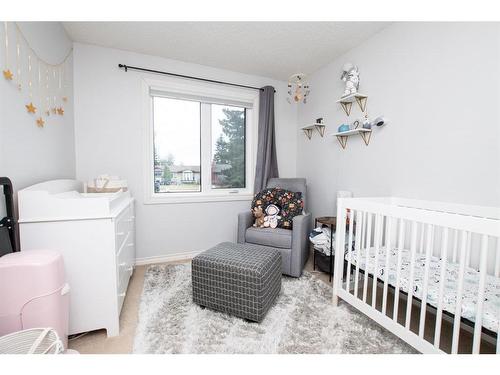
[133, 263, 416, 354]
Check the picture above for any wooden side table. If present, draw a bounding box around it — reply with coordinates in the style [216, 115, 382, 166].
[313, 216, 336, 282]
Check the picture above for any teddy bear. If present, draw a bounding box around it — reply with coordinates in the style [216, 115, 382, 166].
[263, 204, 281, 229]
[252, 206, 266, 228]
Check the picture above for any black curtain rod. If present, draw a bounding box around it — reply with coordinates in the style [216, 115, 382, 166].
[118, 64, 275, 93]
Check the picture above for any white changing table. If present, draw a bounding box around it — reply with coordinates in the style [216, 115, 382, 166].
[18, 179, 135, 337]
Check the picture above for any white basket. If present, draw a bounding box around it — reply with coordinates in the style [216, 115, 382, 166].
[0, 328, 64, 354]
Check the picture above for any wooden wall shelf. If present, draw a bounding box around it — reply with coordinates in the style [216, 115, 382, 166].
[336, 93, 368, 116]
[332, 128, 372, 149]
[301, 123, 326, 139]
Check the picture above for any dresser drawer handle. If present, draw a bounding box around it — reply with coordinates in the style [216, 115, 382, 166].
[119, 262, 126, 267]
[126, 243, 134, 247]
[118, 292, 126, 298]
[126, 217, 135, 222]
[117, 232, 125, 236]
[127, 266, 134, 272]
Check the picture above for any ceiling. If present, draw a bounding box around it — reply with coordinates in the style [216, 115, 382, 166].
[63, 22, 389, 81]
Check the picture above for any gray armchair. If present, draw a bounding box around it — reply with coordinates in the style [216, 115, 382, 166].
[237, 178, 312, 277]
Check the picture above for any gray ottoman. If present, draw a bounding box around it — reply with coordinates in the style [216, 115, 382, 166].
[192, 242, 281, 322]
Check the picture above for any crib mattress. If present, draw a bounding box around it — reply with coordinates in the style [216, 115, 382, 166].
[345, 247, 500, 333]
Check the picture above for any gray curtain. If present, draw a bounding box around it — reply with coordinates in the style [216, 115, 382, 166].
[254, 86, 279, 192]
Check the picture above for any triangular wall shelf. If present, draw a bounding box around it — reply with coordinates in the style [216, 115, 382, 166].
[301, 123, 326, 140]
[336, 93, 368, 116]
[332, 128, 372, 149]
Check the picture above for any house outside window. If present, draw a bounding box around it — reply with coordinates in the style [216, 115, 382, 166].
[144, 77, 258, 204]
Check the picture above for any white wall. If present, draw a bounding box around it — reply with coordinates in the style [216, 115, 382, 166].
[73, 43, 297, 261]
[297, 22, 500, 220]
[0, 22, 75, 217]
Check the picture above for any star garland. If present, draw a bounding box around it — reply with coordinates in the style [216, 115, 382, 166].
[2, 22, 72, 128]
[2, 22, 13, 81]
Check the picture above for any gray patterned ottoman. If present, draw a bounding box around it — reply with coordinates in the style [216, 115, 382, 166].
[192, 242, 281, 322]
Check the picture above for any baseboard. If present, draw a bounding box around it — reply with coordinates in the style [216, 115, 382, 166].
[135, 250, 201, 266]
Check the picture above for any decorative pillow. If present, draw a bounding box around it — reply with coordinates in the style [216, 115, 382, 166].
[251, 187, 303, 229]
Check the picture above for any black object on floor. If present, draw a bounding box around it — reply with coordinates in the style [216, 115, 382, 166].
[313, 249, 333, 274]
[0, 177, 18, 256]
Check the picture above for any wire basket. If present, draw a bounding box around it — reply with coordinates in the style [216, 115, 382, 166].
[0, 328, 64, 354]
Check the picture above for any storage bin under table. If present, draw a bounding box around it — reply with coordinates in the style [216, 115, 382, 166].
[192, 242, 281, 322]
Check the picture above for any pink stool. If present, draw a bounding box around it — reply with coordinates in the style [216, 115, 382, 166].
[0, 250, 69, 348]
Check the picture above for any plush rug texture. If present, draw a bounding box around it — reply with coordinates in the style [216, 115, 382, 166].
[133, 263, 416, 354]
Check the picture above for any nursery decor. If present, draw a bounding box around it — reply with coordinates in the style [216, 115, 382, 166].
[25, 102, 36, 114]
[334, 63, 388, 149]
[301, 118, 325, 139]
[340, 63, 360, 98]
[286, 73, 310, 104]
[263, 204, 281, 229]
[338, 124, 350, 133]
[2, 22, 72, 127]
[337, 93, 368, 116]
[361, 116, 372, 129]
[332, 128, 372, 149]
[251, 187, 303, 229]
[252, 206, 266, 228]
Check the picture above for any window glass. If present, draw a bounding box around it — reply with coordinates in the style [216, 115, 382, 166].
[211, 104, 246, 189]
[153, 96, 201, 193]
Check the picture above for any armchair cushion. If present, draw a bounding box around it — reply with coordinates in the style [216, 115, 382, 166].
[245, 227, 292, 249]
[251, 187, 303, 229]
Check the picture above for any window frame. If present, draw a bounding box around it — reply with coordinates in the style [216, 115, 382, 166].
[142, 76, 258, 204]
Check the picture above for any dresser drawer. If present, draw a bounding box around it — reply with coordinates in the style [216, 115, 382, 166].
[117, 261, 133, 313]
[116, 233, 135, 282]
[116, 230, 135, 313]
[114, 204, 134, 254]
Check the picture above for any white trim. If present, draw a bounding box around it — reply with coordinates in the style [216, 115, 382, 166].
[135, 250, 201, 266]
[142, 76, 258, 205]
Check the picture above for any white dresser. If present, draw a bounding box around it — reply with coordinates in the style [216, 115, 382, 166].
[18, 179, 135, 337]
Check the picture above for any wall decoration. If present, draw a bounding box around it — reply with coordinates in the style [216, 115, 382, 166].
[287, 73, 310, 104]
[2, 22, 72, 128]
[2, 22, 13, 80]
[300, 118, 325, 140]
[361, 115, 371, 129]
[25, 102, 36, 114]
[333, 63, 383, 150]
[340, 63, 360, 98]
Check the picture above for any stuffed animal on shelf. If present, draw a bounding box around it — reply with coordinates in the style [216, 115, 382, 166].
[252, 206, 266, 228]
[263, 204, 281, 229]
[341, 63, 360, 97]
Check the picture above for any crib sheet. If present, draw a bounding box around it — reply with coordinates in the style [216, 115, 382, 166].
[345, 247, 500, 333]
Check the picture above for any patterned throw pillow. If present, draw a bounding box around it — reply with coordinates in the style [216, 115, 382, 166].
[251, 187, 303, 229]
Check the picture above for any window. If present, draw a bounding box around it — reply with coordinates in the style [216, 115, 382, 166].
[144, 77, 258, 204]
[153, 97, 201, 193]
[211, 104, 246, 190]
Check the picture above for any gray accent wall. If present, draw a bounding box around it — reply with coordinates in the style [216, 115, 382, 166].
[297, 22, 500, 220]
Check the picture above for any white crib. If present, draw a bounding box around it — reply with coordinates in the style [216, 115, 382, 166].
[333, 197, 500, 354]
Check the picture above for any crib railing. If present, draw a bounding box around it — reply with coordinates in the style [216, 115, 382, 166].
[333, 198, 500, 354]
